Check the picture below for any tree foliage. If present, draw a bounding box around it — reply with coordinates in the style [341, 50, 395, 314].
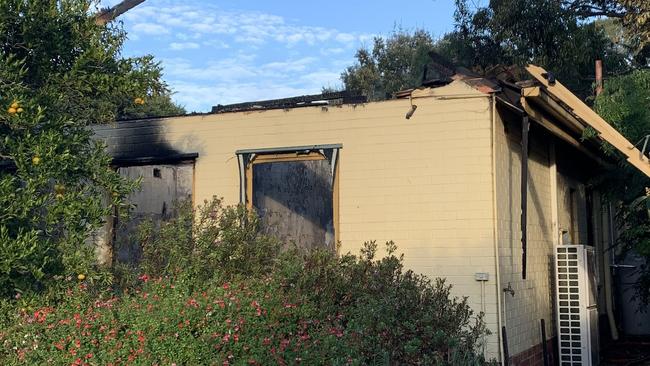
[564, 0, 650, 58]
[593, 70, 650, 303]
[341, 29, 436, 101]
[446, 0, 628, 96]
[0, 0, 181, 297]
[341, 0, 636, 100]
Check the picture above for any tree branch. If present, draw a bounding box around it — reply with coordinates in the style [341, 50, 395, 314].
[94, 0, 146, 26]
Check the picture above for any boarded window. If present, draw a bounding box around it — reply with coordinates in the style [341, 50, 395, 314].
[115, 163, 194, 263]
[237, 145, 340, 252]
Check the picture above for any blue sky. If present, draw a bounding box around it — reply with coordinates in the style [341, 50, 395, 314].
[100, 0, 463, 112]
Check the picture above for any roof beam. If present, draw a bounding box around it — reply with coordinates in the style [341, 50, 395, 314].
[94, 0, 145, 26]
[520, 98, 607, 166]
[522, 87, 585, 135]
[526, 64, 650, 178]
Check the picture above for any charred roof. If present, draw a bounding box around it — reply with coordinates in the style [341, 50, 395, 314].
[211, 91, 367, 114]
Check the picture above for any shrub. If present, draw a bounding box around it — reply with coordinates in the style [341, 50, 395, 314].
[116, 198, 280, 288]
[1, 198, 490, 365]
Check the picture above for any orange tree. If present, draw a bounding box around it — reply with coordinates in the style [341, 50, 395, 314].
[0, 0, 181, 297]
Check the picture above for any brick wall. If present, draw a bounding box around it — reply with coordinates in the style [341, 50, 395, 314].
[510, 337, 557, 366]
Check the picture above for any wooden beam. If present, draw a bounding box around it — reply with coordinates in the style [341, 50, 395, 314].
[94, 0, 145, 26]
[523, 87, 585, 135]
[526, 64, 650, 178]
[520, 99, 607, 166]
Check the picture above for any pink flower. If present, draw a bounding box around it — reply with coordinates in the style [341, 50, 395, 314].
[34, 309, 47, 323]
[186, 298, 199, 308]
[222, 283, 230, 290]
[139, 274, 150, 282]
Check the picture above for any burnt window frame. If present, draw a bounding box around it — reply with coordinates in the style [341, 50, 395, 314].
[236, 144, 341, 246]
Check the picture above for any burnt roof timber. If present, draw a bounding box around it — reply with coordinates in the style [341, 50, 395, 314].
[212, 91, 366, 114]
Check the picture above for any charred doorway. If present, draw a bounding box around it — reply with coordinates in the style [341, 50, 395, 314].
[113, 154, 197, 264]
[237, 145, 340, 252]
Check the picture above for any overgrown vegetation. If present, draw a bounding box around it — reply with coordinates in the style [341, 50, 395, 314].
[593, 70, 650, 303]
[0, 0, 183, 297]
[1, 199, 490, 365]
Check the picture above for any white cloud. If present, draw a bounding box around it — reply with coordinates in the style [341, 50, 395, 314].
[171, 80, 320, 112]
[321, 47, 345, 56]
[169, 42, 200, 51]
[132, 22, 170, 35]
[163, 55, 321, 83]
[161, 54, 351, 112]
[114, 1, 366, 112]
[335, 33, 356, 44]
[121, 1, 371, 48]
[201, 39, 230, 49]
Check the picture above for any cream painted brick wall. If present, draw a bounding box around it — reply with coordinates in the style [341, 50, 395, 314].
[494, 114, 557, 357]
[102, 81, 503, 358]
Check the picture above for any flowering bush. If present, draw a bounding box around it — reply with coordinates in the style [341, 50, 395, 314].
[1, 199, 490, 365]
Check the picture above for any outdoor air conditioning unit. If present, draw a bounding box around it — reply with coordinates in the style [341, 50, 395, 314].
[555, 245, 600, 366]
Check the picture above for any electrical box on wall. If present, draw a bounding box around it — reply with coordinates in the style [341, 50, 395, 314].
[474, 272, 489, 281]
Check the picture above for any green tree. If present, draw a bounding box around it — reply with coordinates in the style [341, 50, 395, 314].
[446, 0, 628, 97]
[341, 1, 629, 101]
[341, 29, 436, 100]
[565, 0, 649, 58]
[593, 70, 650, 303]
[0, 0, 179, 297]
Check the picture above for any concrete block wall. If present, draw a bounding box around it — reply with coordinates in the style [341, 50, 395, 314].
[494, 112, 557, 359]
[97, 81, 502, 358]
